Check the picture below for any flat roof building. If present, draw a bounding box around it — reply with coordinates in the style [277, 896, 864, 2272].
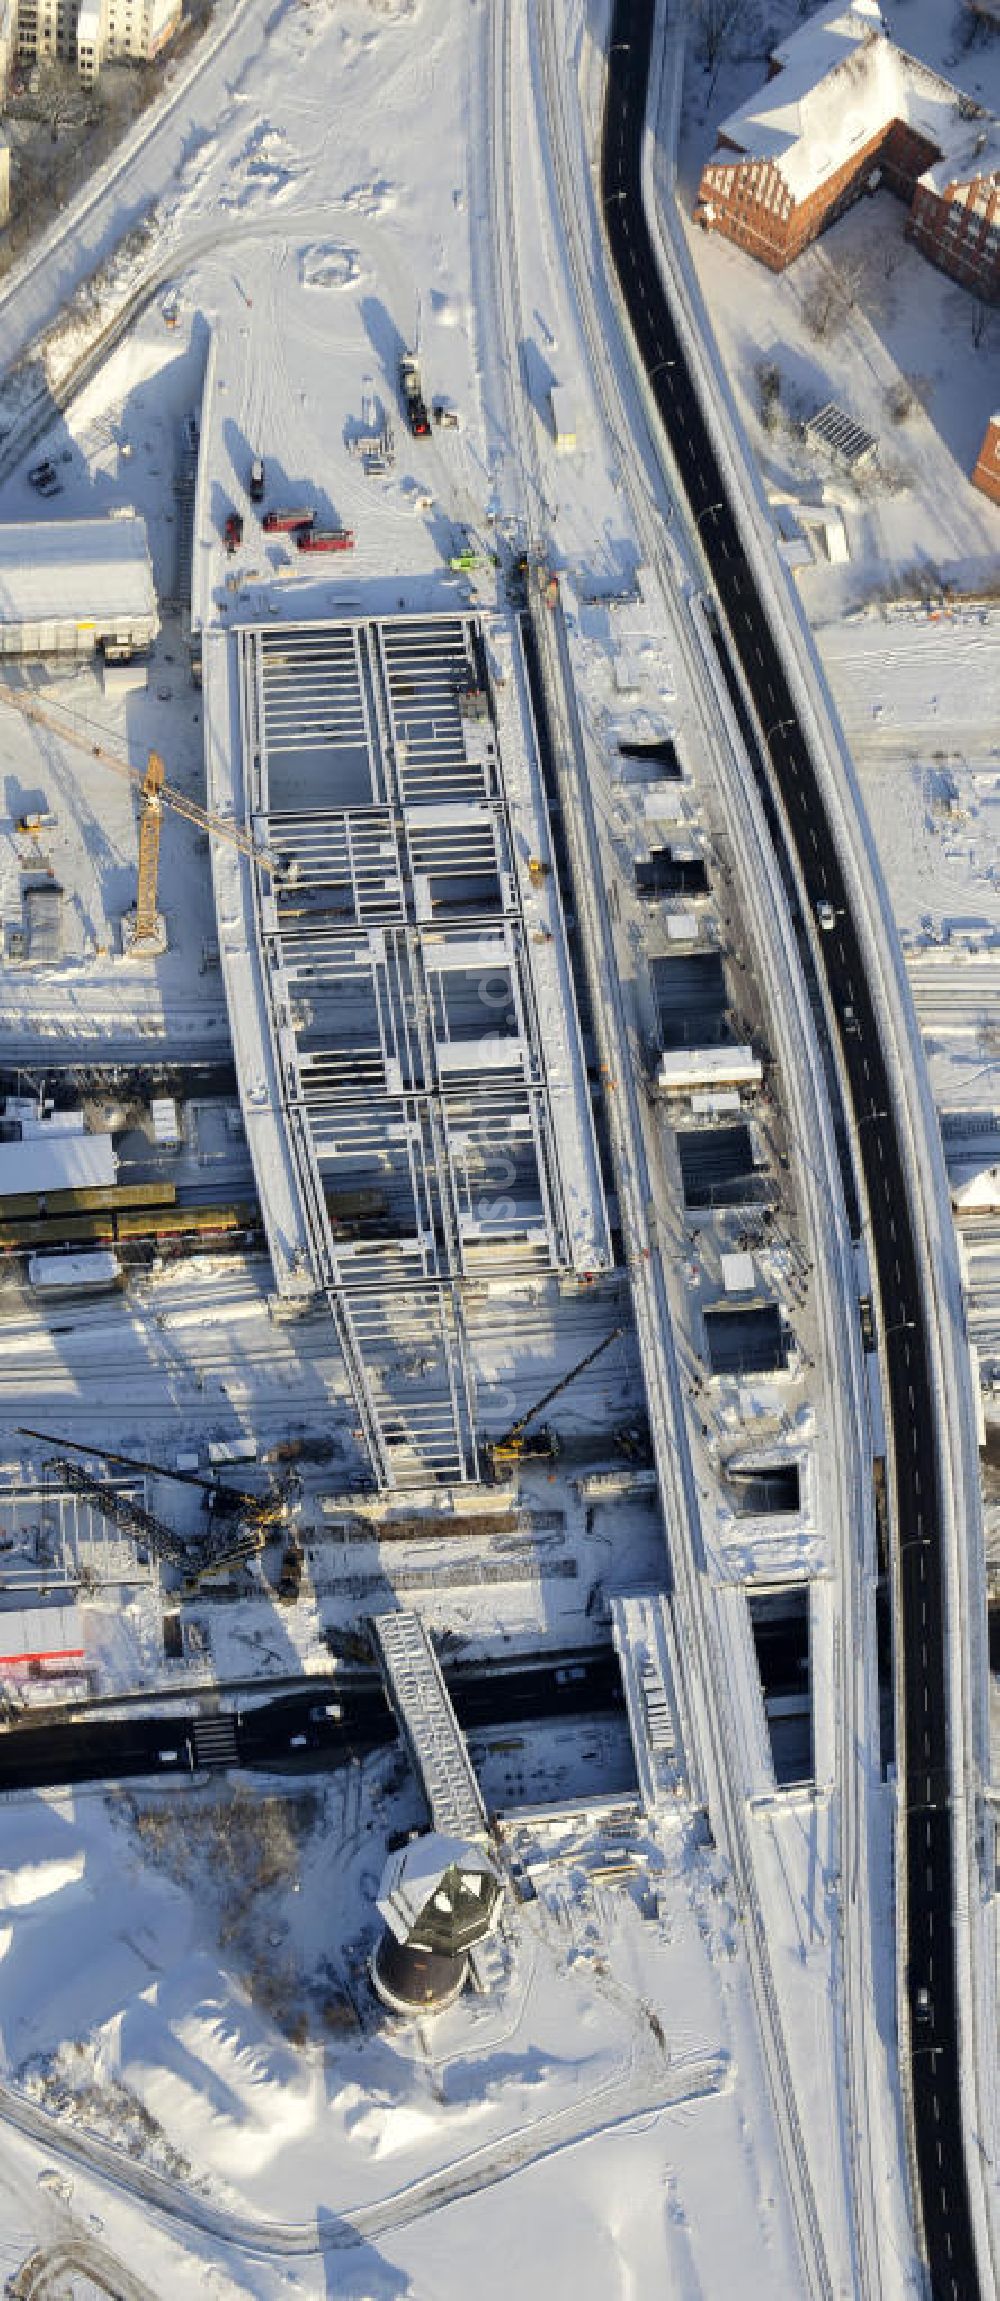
[0, 514, 158, 658]
[0, 1605, 85, 1669]
[0, 1132, 116, 1205]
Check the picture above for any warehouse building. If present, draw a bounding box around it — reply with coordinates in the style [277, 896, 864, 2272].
[0, 1130, 116, 1209]
[694, 0, 1000, 304]
[0, 514, 158, 658]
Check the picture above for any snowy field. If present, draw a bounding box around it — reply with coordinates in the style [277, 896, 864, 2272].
[0, 1774, 811, 2301]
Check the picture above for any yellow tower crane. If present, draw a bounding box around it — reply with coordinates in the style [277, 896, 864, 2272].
[0, 685, 276, 951]
[136, 750, 166, 950]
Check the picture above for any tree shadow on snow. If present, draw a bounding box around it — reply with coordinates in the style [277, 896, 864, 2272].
[316, 2207, 410, 2296]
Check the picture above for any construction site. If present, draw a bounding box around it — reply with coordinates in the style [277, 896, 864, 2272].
[0, 466, 817, 1768]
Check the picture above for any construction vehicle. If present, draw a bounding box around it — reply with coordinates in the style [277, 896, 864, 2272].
[0, 686, 279, 954]
[224, 511, 244, 554]
[296, 527, 354, 553]
[482, 1325, 625, 1478]
[263, 505, 314, 534]
[20, 1426, 299, 1588]
[38, 1451, 264, 1586]
[400, 353, 430, 438]
[276, 1533, 304, 1603]
[249, 455, 265, 502]
[18, 1425, 290, 1528]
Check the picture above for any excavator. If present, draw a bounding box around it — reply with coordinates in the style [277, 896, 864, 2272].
[482, 1325, 625, 1480]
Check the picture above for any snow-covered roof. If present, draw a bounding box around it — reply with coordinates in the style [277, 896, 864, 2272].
[0, 1132, 116, 1198]
[918, 117, 1000, 194]
[715, 0, 988, 207]
[0, 1604, 84, 1664]
[377, 1834, 501, 1944]
[768, 0, 883, 78]
[0, 515, 156, 631]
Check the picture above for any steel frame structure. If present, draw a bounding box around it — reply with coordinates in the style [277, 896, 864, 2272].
[236, 611, 589, 1490]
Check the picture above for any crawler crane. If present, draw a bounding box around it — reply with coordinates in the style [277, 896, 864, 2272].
[21, 1427, 286, 1587]
[483, 1326, 625, 1478]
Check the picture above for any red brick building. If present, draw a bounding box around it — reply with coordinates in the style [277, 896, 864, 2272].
[972, 413, 1000, 507]
[695, 0, 1000, 304]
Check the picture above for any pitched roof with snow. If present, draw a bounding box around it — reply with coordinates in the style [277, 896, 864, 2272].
[918, 115, 1000, 194]
[714, 0, 991, 207]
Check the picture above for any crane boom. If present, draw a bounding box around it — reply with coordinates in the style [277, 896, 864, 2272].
[0, 685, 276, 874]
[493, 1325, 625, 1450]
[54, 1454, 190, 1568]
[44, 1453, 266, 1583]
[18, 1424, 284, 1524]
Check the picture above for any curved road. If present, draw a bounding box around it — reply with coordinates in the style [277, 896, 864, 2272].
[601, 7, 978, 2297]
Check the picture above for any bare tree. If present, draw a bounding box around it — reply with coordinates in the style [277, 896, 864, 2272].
[693, 0, 744, 100]
[755, 360, 782, 432]
[800, 249, 879, 340]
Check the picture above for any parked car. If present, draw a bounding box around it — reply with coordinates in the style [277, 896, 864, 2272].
[28, 459, 57, 491]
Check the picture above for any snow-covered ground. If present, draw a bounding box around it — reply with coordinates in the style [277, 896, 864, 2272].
[0, 0, 954, 2289]
[0, 1771, 811, 2300]
[679, 1, 1000, 1449]
[677, 0, 1000, 620]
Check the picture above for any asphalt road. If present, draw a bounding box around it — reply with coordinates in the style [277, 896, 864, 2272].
[602, 9, 977, 2296]
[0, 1651, 624, 1792]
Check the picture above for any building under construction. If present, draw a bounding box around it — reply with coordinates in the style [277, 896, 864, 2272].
[205, 608, 612, 1492]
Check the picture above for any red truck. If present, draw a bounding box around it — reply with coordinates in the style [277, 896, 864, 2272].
[263, 506, 314, 533]
[296, 528, 355, 554]
[224, 512, 243, 553]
